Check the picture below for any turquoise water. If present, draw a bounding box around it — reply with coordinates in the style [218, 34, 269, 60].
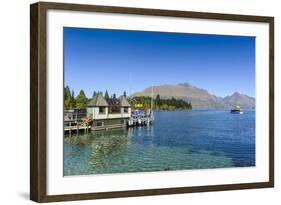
[64, 110, 255, 176]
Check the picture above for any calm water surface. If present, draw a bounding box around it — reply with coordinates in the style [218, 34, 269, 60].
[64, 110, 255, 176]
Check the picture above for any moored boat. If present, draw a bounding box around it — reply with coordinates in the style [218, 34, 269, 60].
[127, 109, 154, 127]
[230, 106, 243, 114]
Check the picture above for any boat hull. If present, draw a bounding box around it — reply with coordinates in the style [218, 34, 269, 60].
[230, 110, 243, 114]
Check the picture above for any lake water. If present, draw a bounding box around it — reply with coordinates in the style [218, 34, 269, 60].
[64, 110, 255, 176]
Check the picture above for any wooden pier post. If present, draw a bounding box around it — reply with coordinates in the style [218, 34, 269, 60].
[69, 121, 71, 136]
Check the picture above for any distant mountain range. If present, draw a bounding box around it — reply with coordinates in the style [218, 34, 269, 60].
[132, 83, 255, 109]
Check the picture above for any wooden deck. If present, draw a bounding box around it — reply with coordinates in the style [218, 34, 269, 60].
[64, 119, 91, 135]
[64, 125, 90, 131]
[64, 111, 154, 134]
[91, 123, 126, 131]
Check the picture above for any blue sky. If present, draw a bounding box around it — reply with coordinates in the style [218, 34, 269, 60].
[64, 27, 255, 98]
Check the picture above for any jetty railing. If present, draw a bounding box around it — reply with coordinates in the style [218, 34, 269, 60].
[64, 116, 92, 135]
[127, 110, 154, 127]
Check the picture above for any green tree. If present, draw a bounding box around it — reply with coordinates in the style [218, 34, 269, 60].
[64, 86, 74, 109]
[155, 94, 161, 109]
[76, 90, 88, 109]
[71, 90, 76, 108]
[113, 93, 116, 99]
[104, 90, 109, 100]
[64, 86, 71, 101]
[65, 96, 73, 110]
[92, 91, 97, 98]
[123, 91, 127, 97]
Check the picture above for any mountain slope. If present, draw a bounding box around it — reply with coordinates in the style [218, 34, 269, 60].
[132, 83, 255, 109]
[223, 92, 255, 109]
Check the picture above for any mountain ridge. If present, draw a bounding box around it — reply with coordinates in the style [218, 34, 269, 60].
[132, 83, 255, 109]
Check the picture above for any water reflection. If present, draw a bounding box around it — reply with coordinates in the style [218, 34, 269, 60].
[65, 128, 132, 174]
[64, 110, 255, 176]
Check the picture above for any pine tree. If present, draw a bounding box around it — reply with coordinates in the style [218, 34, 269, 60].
[64, 86, 71, 101]
[76, 90, 88, 109]
[156, 94, 161, 109]
[104, 90, 109, 100]
[65, 96, 73, 110]
[123, 91, 127, 97]
[92, 91, 97, 98]
[64, 86, 74, 109]
[71, 90, 75, 108]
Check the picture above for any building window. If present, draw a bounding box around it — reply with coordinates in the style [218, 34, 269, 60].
[120, 119, 125, 124]
[99, 107, 105, 114]
[96, 121, 104, 127]
[123, 107, 128, 113]
[109, 106, 120, 113]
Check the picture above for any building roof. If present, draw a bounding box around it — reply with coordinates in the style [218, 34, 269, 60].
[107, 98, 121, 107]
[88, 94, 131, 107]
[119, 96, 131, 107]
[88, 94, 109, 107]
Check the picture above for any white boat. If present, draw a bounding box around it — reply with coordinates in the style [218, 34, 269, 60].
[230, 106, 243, 114]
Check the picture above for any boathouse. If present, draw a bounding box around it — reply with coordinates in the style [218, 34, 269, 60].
[87, 94, 131, 130]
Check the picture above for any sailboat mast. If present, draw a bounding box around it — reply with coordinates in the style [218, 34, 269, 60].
[151, 86, 153, 110]
[129, 72, 132, 97]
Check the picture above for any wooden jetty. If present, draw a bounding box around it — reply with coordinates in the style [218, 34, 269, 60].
[64, 94, 155, 134]
[64, 116, 92, 135]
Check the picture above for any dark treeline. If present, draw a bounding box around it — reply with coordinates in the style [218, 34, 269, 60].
[64, 86, 192, 110]
[130, 95, 192, 110]
[64, 86, 87, 109]
[64, 86, 126, 110]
